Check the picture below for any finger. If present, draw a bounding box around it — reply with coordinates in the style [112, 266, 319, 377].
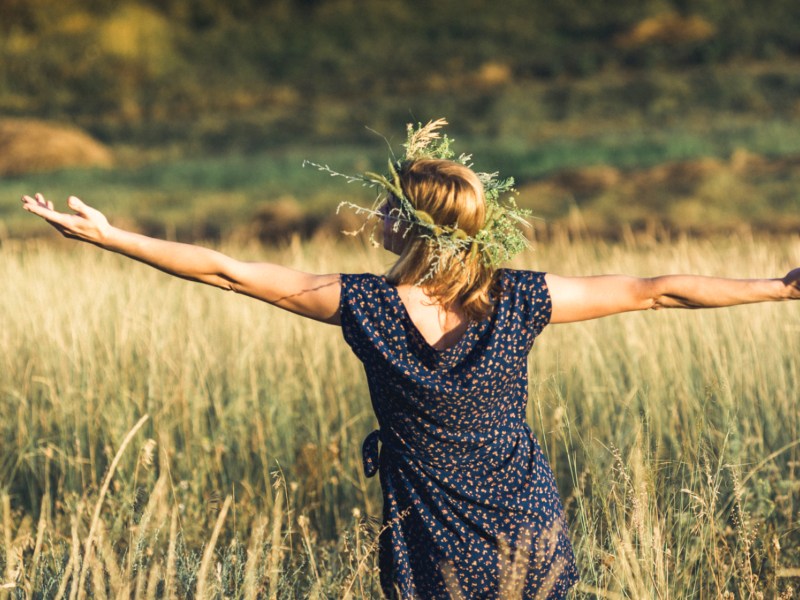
[24, 199, 70, 226]
[68, 196, 85, 215]
[33, 193, 55, 211]
[21, 197, 49, 216]
[24, 193, 49, 211]
[68, 196, 99, 221]
[21, 194, 42, 208]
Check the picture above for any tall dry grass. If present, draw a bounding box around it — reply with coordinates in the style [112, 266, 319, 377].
[0, 232, 798, 598]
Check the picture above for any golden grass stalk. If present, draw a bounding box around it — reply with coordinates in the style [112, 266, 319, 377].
[498, 530, 533, 599]
[29, 464, 50, 593]
[56, 507, 82, 600]
[53, 558, 72, 600]
[88, 549, 107, 600]
[606, 513, 652, 598]
[533, 557, 566, 600]
[296, 514, 320, 585]
[341, 512, 405, 600]
[243, 515, 268, 600]
[68, 511, 83, 600]
[127, 453, 166, 583]
[306, 581, 324, 600]
[165, 506, 179, 600]
[95, 519, 123, 596]
[530, 522, 570, 600]
[1, 493, 11, 594]
[195, 494, 232, 600]
[76, 415, 150, 597]
[131, 472, 169, 568]
[573, 583, 625, 599]
[266, 491, 285, 600]
[440, 560, 466, 600]
[145, 561, 161, 600]
[133, 566, 146, 600]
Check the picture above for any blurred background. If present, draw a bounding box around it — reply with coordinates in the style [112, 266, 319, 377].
[2, 0, 800, 241]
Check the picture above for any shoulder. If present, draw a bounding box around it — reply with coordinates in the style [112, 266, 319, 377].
[339, 272, 391, 318]
[340, 272, 385, 297]
[495, 268, 548, 294]
[494, 268, 552, 326]
[338, 273, 397, 355]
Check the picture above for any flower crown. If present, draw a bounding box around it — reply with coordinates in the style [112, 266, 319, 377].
[304, 119, 531, 272]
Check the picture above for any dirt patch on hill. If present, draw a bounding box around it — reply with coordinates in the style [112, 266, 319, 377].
[0, 119, 113, 176]
[244, 153, 800, 243]
[517, 151, 800, 236]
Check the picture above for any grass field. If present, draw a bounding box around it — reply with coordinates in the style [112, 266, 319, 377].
[1, 232, 798, 598]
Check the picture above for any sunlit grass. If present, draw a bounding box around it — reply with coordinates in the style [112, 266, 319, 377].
[1, 233, 798, 597]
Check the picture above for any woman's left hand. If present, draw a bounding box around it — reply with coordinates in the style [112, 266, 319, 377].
[21, 192, 343, 323]
[22, 194, 111, 245]
[782, 268, 800, 299]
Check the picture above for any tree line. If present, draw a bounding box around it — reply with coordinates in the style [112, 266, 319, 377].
[2, 0, 799, 147]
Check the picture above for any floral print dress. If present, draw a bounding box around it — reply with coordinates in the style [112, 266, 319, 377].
[339, 269, 578, 599]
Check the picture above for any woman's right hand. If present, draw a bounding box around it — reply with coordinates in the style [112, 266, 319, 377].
[22, 194, 111, 245]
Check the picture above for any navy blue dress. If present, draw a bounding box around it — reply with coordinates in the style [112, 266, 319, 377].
[339, 269, 578, 599]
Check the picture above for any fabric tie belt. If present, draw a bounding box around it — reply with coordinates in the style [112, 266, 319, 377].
[362, 430, 382, 478]
[361, 423, 527, 478]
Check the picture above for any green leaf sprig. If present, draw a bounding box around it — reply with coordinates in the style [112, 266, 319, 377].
[304, 118, 532, 273]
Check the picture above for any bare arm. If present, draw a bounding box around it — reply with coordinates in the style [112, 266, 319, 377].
[545, 271, 799, 324]
[22, 194, 341, 324]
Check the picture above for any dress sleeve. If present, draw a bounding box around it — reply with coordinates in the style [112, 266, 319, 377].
[338, 273, 381, 364]
[499, 269, 552, 350]
[521, 270, 552, 336]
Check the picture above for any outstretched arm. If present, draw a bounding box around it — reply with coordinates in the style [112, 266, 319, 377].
[545, 270, 799, 324]
[22, 194, 342, 324]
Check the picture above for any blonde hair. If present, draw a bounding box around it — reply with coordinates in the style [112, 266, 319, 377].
[385, 159, 497, 320]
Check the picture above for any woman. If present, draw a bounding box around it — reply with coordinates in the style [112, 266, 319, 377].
[21, 157, 799, 599]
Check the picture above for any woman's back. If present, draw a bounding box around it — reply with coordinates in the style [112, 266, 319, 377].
[392, 283, 472, 351]
[340, 269, 578, 599]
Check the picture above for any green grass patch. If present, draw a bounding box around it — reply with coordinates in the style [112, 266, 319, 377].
[5, 115, 800, 240]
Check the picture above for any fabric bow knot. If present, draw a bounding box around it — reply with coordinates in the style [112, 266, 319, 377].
[362, 430, 381, 478]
